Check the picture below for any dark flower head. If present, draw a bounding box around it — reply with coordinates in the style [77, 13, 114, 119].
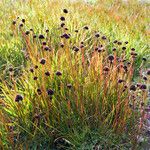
[30, 28, 33, 32]
[108, 54, 114, 61]
[33, 76, 38, 80]
[143, 76, 147, 81]
[30, 68, 34, 73]
[147, 69, 150, 75]
[9, 67, 13, 72]
[131, 48, 135, 51]
[73, 46, 79, 52]
[33, 34, 37, 38]
[141, 102, 144, 107]
[112, 48, 116, 51]
[113, 40, 118, 44]
[61, 33, 70, 39]
[60, 23, 65, 28]
[12, 20, 16, 25]
[80, 44, 84, 49]
[140, 84, 147, 90]
[34, 65, 38, 69]
[60, 16, 65, 21]
[137, 83, 141, 87]
[97, 48, 102, 53]
[60, 43, 64, 48]
[56, 71, 62, 76]
[67, 84, 72, 89]
[46, 29, 49, 33]
[95, 47, 98, 51]
[83, 26, 89, 30]
[123, 65, 128, 72]
[103, 66, 110, 72]
[142, 57, 147, 62]
[15, 94, 23, 102]
[40, 58, 46, 65]
[117, 41, 122, 45]
[65, 27, 68, 31]
[22, 19, 25, 23]
[63, 9, 68, 13]
[122, 47, 126, 50]
[47, 89, 54, 95]
[118, 79, 124, 83]
[37, 88, 42, 95]
[19, 23, 23, 28]
[45, 71, 50, 76]
[95, 33, 100, 38]
[25, 30, 30, 35]
[125, 41, 128, 44]
[102, 36, 107, 40]
[42, 41, 47, 45]
[39, 34, 45, 39]
[44, 46, 50, 51]
[130, 85, 136, 91]
[75, 30, 78, 33]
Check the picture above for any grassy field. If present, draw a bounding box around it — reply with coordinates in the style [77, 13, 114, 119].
[0, 0, 149, 149]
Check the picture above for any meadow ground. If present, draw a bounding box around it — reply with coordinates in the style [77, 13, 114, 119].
[0, 0, 149, 149]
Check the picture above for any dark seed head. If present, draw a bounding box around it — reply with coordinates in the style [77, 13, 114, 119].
[37, 88, 42, 95]
[60, 43, 64, 48]
[25, 30, 30, 35]
[103, 66, 110, 72]
[80, 44, 84, 49]
[45, 71, 50, 76]
[112, 48, 116, 51]
[137, 83, 141, 87]
[102, 36, 107, 40]
[125, 41, 128, 44]
[117, 41, 122, 45]
[9, 67, 13, 72]
[39, 34, 45, 39]
[42, 41, 47, 45]
[63, 9, 68, 13]
[60, 23, 65, 28]
[83, 26, 89, 30]
[22, 19, 25, 23]
[56, 71, 62, 76]
[73, 46, 79, 52]
[15, 94, 23, 102]
[75, 30, 78, 33]
[19, 23, 23, 28]
[47, 89, 54, 95]
[33, 76, 38, 80]
[108, 54, 114, 61]
[131, 48, 135, 51]
[113, 40, 118, 44]
[34, 65, 38, 69]
[40, 58, 46, 65]
[147, 69, 150, 75]
[67, 84, 72, 89]
[30, 28, 33, 32]
[12, 20, 16, 25]
[30, 68, 34, 73]
[118, 79, 124, 83]
[33, 34, 37, 38]
[141, 102, 145, 107]
[46, 29, 49, 33]
[140, 84, 147, 90]
[95, 33, 100, 38]
[143, 76, 147, 81]
[122, 47, 126, 50]
[44, 46, 50, 51]
[60, 16, 65, 21]
[61, 33, 70, 39]
[142, 57, 147, 62]
[130, 85, 136, 91]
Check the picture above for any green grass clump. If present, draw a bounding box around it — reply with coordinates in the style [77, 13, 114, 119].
[0, 0, 149, 149]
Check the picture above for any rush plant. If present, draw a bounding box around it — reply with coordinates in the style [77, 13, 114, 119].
[0, 7, 149, 149]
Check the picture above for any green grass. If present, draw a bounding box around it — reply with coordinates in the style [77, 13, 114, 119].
[0, 0, 149, 149]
